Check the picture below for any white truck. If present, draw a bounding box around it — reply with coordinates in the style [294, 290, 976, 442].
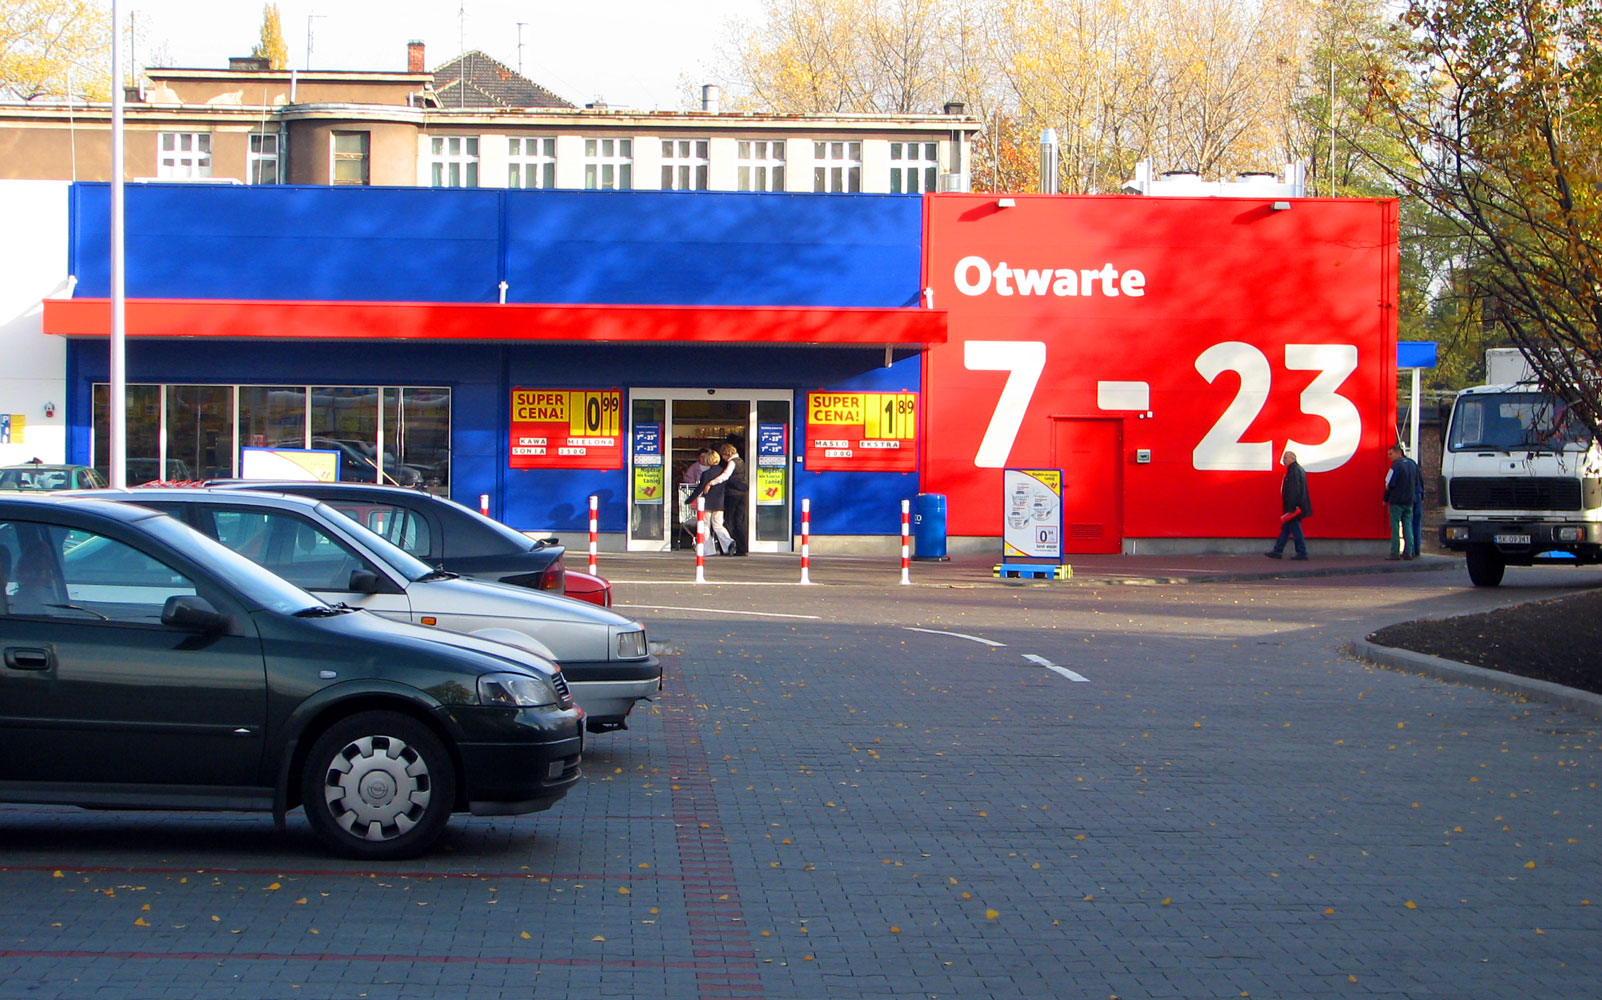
[1439, 349, 1602, 585]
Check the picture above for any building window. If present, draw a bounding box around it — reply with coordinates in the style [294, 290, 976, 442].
[508, 136, 556, 188]
[429, 135, 480, 187]
[661, 138, 709, 191]
[332, 131, 369, 186]
[813, 141, 860, 193]
[736, 140, 785, 192]
[248, 133, 280, 185]
[890, 141, 938, 194]
[93, 383, 451, 489]
[158, 132, 211, 179]
[584, 137, 632, 190]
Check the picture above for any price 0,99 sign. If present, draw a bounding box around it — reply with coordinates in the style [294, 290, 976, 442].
[510, 388, 624, 469]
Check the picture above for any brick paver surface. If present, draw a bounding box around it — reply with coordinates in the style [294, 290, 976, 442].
[1, 564, 1598, 998]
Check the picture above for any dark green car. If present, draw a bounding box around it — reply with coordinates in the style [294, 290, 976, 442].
[0, 494, 582, 859]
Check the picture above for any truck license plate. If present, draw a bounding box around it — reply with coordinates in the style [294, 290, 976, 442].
[1494, 533, 1531, 545]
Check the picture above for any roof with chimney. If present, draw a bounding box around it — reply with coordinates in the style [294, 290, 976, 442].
[433, 51, 573, 109]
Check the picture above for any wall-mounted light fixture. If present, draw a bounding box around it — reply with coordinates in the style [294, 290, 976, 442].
[996, 197, 1016, 208]
[1272, 201, 1291, 211]
[43, 401, 56, 418]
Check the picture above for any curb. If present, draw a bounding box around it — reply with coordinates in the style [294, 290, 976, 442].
[1071, 558, 1457, 587]
[1351, 638, 1602, 721]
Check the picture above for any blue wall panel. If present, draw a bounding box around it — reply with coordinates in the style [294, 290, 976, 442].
[71, 185, 504, 303]
[502, 191, 923, 307]
[70, 185, 924, 308]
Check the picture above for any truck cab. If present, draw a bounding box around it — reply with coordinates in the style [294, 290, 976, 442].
[1439, 382, 1602, 585]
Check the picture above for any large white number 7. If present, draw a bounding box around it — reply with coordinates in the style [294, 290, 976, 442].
[964, 341, 1046, 468]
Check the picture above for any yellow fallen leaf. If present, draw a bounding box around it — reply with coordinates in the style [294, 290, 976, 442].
[309, 929, 320, 935]
[1323, 908, 1335, 915]
[133, 918, 149, 927]
[1525, 861, 1537, 869]
[592, 936, 606, 942]
[521, 932, 531, 939]
[618, 887, 630, 895]
[1404, 901, 1418, 909]
[267, 883, 281, 891]
[52, 871, 62, 878]
[890, 926, 901, 933]
[295, 898, 307, 905]
[985, 909, 999, 920]
[1161, 898, 1172, 906]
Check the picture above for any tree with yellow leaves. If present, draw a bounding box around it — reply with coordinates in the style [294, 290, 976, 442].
[0, 0, 112, 102]
[251, 3, 289, 71]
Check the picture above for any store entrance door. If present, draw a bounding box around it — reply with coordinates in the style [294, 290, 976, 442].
[627, 390, 793, 553]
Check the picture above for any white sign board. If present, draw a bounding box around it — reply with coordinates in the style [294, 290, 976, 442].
[1003, 468, 1063, 559]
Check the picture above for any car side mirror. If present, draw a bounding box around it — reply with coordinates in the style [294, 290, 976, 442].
[161, 595, 228, 633]
[348, 569, 384, 593]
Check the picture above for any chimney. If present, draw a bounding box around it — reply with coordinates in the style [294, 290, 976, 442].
[943, 100, 965, 116]
[408, 40, 426, 74]
[702, 84, 721, 114]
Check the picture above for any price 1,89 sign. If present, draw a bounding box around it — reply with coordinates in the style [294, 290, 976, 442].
[804, 390, 917, 472]
[510, 388, 624, 470]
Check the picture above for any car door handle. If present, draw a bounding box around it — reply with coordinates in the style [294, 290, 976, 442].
[4, 647, 55, 671]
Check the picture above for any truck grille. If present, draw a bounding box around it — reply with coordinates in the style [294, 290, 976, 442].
[1449, 477, 1581, 511]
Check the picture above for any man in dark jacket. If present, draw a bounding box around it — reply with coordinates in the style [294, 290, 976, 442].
[1384, 444, 1419, 559]
[1266, 450, 1311, 560]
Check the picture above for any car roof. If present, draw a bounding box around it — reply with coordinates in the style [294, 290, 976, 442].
[81, 486, 328, 510]
[0, 491, 167, 522]
[205, 480, 422, 498]
[0, 463, 89, 471]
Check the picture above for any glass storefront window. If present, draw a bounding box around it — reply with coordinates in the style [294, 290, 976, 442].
[92, 384, 161, 483]
[93, 383, 448, 488]
[165, 384, 234, 481]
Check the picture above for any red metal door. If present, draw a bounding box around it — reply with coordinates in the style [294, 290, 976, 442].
[1050, 418, 1123, 554]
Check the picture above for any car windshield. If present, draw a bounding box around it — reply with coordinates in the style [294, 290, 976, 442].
[313, 501, 439, 581]
[1448, 392, 1595, 452]
[136, 509, 327, 613]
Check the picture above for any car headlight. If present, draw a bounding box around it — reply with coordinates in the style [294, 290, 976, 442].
[478, 671, 559, 708]
[616, 628, 648, 659]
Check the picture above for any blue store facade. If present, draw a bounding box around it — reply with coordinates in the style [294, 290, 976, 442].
[48, 183, 945, 550]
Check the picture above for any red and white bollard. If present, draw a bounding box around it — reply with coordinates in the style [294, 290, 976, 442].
[479, 494, 490, 517]
[799, 498, 812, 585]
[694, 498, 707, 584]
[587, 494, 599, 576]
[900, 499, 911, 585]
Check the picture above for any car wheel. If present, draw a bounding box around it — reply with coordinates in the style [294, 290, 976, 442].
[301, 711, 457, 860]
[1465, 545, 1505, 587]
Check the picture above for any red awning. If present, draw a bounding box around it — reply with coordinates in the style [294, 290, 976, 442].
[43, 298, 946, 346]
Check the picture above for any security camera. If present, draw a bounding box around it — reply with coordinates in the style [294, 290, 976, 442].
[706, 389, 715, 395]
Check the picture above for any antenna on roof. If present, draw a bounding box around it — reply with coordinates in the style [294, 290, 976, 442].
[517, 22, 527, 75]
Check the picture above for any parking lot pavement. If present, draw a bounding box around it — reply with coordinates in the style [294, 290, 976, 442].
[2, 568, 1599, 999]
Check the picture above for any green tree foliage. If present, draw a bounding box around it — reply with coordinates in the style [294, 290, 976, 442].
[0, 0, 112, 101]
[251, 2, 289, 70]
[1364, 0, 1602, 416]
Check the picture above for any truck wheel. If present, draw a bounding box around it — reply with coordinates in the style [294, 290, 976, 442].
[1465, 545, 1505, 587]
[301, 711, 457, 860]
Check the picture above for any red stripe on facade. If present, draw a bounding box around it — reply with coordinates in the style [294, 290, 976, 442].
[42, 298, 947, 346]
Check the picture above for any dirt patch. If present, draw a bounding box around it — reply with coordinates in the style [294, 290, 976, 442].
[1367, 589, 1602, 695]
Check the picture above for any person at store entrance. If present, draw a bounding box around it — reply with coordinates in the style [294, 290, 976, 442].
[717, 441, 748, 555]
[688, 448, 736, 555]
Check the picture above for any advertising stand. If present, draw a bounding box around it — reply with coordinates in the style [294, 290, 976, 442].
[995, 468, 1071, 580]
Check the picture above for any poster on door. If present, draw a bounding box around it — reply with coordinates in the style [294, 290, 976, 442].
[632, 421, 664, 504]
[1003, 468, 1063, 558]
[756, 423, 787, 506]
[803, 391, 917, 472]
[509, 388, 623, 470]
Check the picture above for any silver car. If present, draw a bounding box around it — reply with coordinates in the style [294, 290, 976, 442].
[87, 488, 660, 733]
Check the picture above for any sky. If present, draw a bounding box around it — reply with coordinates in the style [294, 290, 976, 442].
[124, 0, 761, 111]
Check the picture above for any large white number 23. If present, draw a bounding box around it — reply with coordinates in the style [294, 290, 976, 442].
[963, 340, 1360, 473]
[1194, 342, 1360, 473]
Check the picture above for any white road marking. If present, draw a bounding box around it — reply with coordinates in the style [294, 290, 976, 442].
[1023, 654, 1090, 682]
[903, 627, 1006, 647]
[620, 604, 822, 620]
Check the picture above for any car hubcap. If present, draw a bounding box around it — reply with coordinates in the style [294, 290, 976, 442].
[323, 734, 432, 841]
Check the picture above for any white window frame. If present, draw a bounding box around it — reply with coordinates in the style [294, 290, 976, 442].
[736, 140, 786, 192]
[584, 137, 633, 191]
[889, 141, 938, 195]
[660, 138, 709, 191]
[430, 135, 481, 188]
[158, 132, 212, 179]
[813, 140, 861, 193]
[331, 131, 369, 186]
[508, 136, 556, 189]
[247, 132, 280, 185]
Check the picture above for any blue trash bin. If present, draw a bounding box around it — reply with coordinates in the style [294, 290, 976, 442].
[911, 493, 949, 561]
